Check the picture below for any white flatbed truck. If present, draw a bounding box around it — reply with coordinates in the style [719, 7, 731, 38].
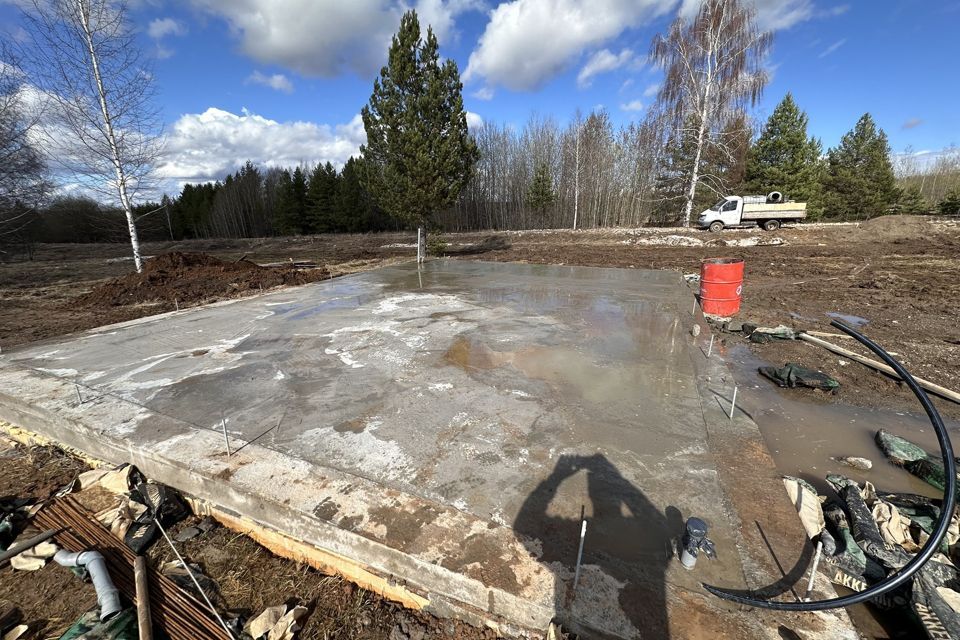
[697, 192, 807, 232]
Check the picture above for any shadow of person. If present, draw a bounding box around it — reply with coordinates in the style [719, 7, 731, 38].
[514, 454, 681, 638]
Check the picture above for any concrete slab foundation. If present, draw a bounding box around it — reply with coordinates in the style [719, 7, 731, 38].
[0, 260, 857, 638]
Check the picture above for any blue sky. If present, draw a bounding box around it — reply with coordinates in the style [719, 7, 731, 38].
[3, 0, 959, 188]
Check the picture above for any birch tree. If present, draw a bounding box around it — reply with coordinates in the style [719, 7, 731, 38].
[18, 0, 162, 271]
[650, 0, 772, 226]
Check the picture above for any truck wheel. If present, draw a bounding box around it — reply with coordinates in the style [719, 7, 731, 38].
[709, 221, 724, 233]
[763, 219, 780, 231]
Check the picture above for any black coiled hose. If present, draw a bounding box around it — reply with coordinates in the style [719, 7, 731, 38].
[703, 319, 957, 610]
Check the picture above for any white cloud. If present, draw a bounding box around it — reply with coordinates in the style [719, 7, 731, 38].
[464, 0, 673, 92]
[415, 0, 485, 44]
[246, 71, 295, 93]
[818, 38, 846, 58]
[147, 18, 187, 40]
[678, 0, 828, 31]
[472, 86, 495, 100]
[156, 108, 366, 184]
[188, 0, 479, 77]
[902, 118, 924, 130]
[576, 48, 634, 89]
[620, 100, 644, 112]
[465, 111, 483, 130]
[818, 4, 850, 18]
[642, 82, 660, 97]
[147, 17, 187, 58]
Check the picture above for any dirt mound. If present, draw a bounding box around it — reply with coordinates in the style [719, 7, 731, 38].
[859, 215, 931, 240]
[77, 251, 330, 308]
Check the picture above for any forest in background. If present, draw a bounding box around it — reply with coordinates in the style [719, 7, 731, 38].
[3, 1, 960, 252]
[13, 100, 960, 247]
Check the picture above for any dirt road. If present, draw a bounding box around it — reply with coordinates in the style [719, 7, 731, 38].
[2, 217, 958, 421]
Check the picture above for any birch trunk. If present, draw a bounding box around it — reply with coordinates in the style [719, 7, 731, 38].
[77, 0, 143, 272]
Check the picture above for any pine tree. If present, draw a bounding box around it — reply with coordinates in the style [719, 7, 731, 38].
[335, 157, 372, 232]
[360, 10, 478, 233]
[940, 187, 960, 216]
[275, 169, 302, 235]
[896, 185, 930, 215]
[527, 163, 555, 218]
[821, 113, 897, 220]
[306, 162, 339, 232]
[291, 166, 308, 227]
[745, 93, 824, 216]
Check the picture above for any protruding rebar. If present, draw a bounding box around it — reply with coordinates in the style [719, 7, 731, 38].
[220, 413, 232, 456]
[572, 518, 587, 595]
[707, 334, 715, 357]
[729, 386, 738, 420]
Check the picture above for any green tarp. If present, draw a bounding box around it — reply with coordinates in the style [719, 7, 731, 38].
[59, 609, 138, 640]
[759, 363, 840, 391]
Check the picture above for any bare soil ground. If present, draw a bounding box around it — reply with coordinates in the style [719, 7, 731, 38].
[3, 218, 957, 418]
[0, 439, 508, 639]
[1, 220, 957, 638]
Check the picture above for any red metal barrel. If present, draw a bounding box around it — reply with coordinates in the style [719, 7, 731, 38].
[699, 258, 744, 316]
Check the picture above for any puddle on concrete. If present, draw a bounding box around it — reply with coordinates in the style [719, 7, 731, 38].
[442, 335, 690, 409]
[825, 312, 869, 327]
[725, 344, 957, 497]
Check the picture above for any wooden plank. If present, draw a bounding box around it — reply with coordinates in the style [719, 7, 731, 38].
[798, 333, 960, 405]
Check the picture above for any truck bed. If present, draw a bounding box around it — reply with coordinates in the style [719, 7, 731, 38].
[741, 202, 807, 220]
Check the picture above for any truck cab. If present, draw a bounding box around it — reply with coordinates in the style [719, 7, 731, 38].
[699, 196, 745, 232]
[697, 192, 807, 232]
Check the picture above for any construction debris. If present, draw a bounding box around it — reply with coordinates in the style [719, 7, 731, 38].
[8, 536, 57, 571]
[876, 429, 960, 496]
[836, 456, 873, 471]
[245, 604, 307, 640]
[759, 362, 840, 391]
[57, 608, 138, 640]
[782, 429, 960, 638]
[798, 332, 960, 404]
[35, 496, 230, 640]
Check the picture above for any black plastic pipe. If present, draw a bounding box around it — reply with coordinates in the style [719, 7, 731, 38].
[703, 320, 957, 610]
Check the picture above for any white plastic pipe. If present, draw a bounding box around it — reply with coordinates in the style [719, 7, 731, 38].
[54, 550, 123, 621]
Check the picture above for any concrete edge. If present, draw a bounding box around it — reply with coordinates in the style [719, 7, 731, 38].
[0, 382, 556, 638]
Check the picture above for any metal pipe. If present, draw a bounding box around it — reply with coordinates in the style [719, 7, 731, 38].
[0, 528, 60, 565]
[155, 519, 235, 639]
[54, 549, 123, 621]
[704, 320, 957, 610]
[728, 386, 738, 420]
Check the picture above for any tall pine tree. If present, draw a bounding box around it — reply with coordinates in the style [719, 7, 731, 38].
[821, 113, 897, 220]
[745, 93, 823, 216]
[306, 161, 339, 232]
[360, 10, 478, 236]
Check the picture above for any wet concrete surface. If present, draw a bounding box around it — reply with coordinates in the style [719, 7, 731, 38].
[0, 261, 857, 638]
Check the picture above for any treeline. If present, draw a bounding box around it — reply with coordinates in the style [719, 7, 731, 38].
[7, 96, 960, 250]
[166, 158, 398, 240]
